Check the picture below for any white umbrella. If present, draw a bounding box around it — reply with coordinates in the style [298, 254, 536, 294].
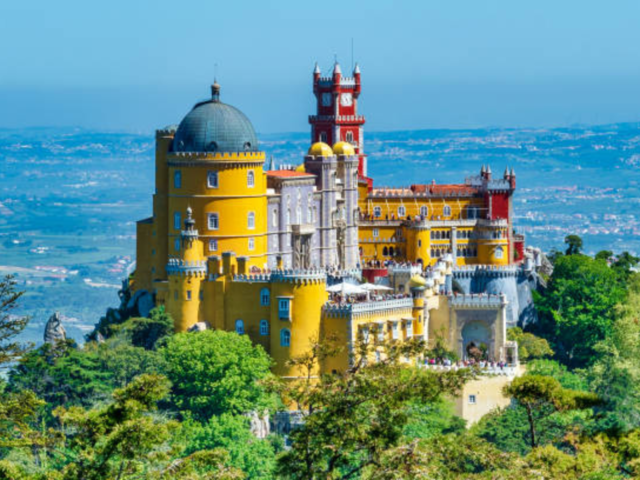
[361, 283, 393, 292]
[326, 283, 366, 295]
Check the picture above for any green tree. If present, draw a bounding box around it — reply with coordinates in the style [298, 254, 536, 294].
[595, 250, 614, 262]
[533, 254, 626, 368]
[504, 374, 599, 448]
[275, 336, 473, 479]
[0, 275, 30, 366]
[127, 307, 174, 350]
[507, 327, 553, 361]
[160, 330, 274, 421]
[564, 234, 583, 256]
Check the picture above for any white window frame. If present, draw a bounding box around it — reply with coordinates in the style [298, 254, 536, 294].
[280, 328, 291, 347]
[209, 239, 218, 252]
[443, 204, 452, 217]
[392, 322, 399, 340]
[372, 228, 379, 238]
[260, 288, 270, 306]
[397, 205, 406, 217]
[405, 320, 413, 337]
[247, 170, 255, 188]
[248, 212, 255, 230]
[248, 237, 255, 251]
[345, 131, 354, 143]
[420, 206, 428, 217]
[208, 213, 219, 231]
[373, 206, 382, 218]
[272, 209, 278, 228]
[495, 246, 504, 259]
[207, 171, 219, 189]
[469, 394, 477, 405]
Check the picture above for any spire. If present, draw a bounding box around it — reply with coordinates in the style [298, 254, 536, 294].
[486, 165, 492, 175]
[211, 81, 221, 102]
[333, 61, 342, 75]
[511, 167, 516, 177]
[313, 62, 321, 75]
[269, 155, 275, 171]
[353, 63, 360, 74]
[481, 165, 486, 174]
[504, 166, 509, 178]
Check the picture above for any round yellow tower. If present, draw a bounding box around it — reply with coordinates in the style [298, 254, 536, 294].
[166, 83, 268, 270]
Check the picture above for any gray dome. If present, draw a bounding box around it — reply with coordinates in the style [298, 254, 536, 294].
[172, 84, 259, 153]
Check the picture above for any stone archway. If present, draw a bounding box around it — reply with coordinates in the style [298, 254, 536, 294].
[461, 321, 492, 360]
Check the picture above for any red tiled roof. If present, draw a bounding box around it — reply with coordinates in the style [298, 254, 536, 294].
[410, 184, 478, 195]
[266, 170, 315, 178]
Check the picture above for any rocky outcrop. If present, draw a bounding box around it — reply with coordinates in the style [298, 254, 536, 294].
[187, 322, 208, 333]
[246, 411, 271, 439]
[44, 312, 66, 345]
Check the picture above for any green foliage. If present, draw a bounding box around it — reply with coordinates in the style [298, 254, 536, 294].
[564, 234, 584, 256]
[160, 330, 274, 421]
[127, 307, 174, 350]
[402, 399, 466, 440]
[527, 359, 588, 391]
[178, 413, 276, 479]
[507, 327, 554, 361]
[0, 275, 31, 366]
[533, 254, 626, 368]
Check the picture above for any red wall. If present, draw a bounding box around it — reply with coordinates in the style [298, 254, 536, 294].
[489, 192, 510, 220]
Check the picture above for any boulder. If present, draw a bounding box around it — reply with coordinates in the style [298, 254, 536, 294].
[44, 312, 66, 345]
[187, 322, 208, 333]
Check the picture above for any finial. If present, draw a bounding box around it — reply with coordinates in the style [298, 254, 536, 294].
[211, 81, 221, 102]
[187, 206, 193, 219]
[184, 206, 196, 231]
[504, 166, 509, 177]
[511, 167, 516, 177]
[314, 62, 320, 74]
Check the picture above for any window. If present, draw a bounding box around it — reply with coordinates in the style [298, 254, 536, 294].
[248, 212, 255, 229]
[375, 350, 381, 362]
[373, 206, 382, 218]
[418, 239, 422, 247]
[307, 206, 313, 223]
[260, 320, 269, 336]
[174, 238, 180, 252]
[296, 205, 302, 224]
[272, 209, 278, 228]
[247, 170, 255, 188]
[377, 325, 385, 342]
[345, 131, 354, 143]
[207, 171, 219, 188]
[248, 238, 255, 251]
[372, 228, 379, 238]
[260, 288, 270, 306]
[406, 320, 413, 337]
[360, 326, 370, 343]
[319, 132, 327, 143]
[209, 239, 218, 252]
[199, 290, 204, 300]
[467, 206, 478, 219]
[278, 298, 291, 320]
[469, 394, 477, 405]
[382, 246, 388, 256]
[174, 212, 181, 231]
[397, 206, 406, 217]
[186, 290, 192, 301]
[495, 246, 504, 259]
[174, 170, 182, 189]
[420, 206, 428, 217]
[443, 205, 452, 217]
[208, 213, 219, 230]
[280, 328, 291, 347]
[235, 319, 245, 335]
[286, 209, 291, 226]
[392, 322, 399, 340]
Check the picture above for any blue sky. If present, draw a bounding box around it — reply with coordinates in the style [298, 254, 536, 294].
[2, 0, 640, 133]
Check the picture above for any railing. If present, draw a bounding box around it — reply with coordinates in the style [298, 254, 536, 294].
[323, 297, 413, 317]
[421, 363, 518, 376]
[448, 293, 506, 307]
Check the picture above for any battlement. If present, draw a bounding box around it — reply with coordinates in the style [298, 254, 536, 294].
[308, 115, 366, 124]
[166, 258, 207, 276]
[453, 265, 521, 278]
[167, 151, 266, 161]
[323, 297, 413, 318]
[465, 175, 513, 191]
[270, 269, 327, 284]
[448, 293, 507, 308]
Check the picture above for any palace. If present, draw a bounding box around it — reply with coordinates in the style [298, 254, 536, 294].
[132, 62, 537, 423]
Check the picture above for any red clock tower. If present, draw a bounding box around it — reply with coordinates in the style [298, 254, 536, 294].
[309, 61, 368, 177]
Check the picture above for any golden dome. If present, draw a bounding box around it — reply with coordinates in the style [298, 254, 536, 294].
[409, 274, 427, 288]
[308, 142, 333, 157]
[295, 163, 306, 173]
[333, 141, 355, 156]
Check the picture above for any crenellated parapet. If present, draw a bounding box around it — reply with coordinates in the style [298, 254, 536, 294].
[270, 269, 327, 285]
[453, 264, 521, 279]
[167, 151, 265, 167]
[448, 293, 507, 308]
[166, 258, 207, 277]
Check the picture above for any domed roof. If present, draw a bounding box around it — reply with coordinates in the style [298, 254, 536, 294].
[308, 142, 333, 157]
[409, 274, 427, 288]
[172, 83, 258, 154]
[333, 141, 355, 156]
[295, 163, 306, 173]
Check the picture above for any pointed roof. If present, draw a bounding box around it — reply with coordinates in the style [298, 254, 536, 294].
[333, 61, 342, 75]
[313, 62, 320, 74]
[353, 63, 360, 74]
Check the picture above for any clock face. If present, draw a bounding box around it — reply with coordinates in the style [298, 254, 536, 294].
[321, 93, 332, 107]
[340, 93, 353, 106]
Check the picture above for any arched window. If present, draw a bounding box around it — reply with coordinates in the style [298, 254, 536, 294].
[286, 209, 291, 226]
[420, 206, 428, 217]
[248, 212, 255, 230]
[260, 288, 270, 306]
[495, 246, 504, 259]
[346, 131, 354, 143]
[443, 205, 452, 217]
[397, 206, 406, 217]
[207, 171, 219, 188]
[319, 132, 327, 143]
[260, 320, 269, 336]
[248, 237, 255, 251]
[382, 246, 389, 256]
[272, 208, 278, 228]
[296, 205, 302, 224]
[235, 319, 245, 335]
[247, 170, 255, 188]
[389, 246, 395, 256]
[280, 328, 291, 347]
[174, 170, 182, 189]
[373, 206, 382, 218]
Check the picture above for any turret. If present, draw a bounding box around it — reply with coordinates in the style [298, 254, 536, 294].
[509, 167, 516, 189]
[333, 61, 342, 90]
[313, 62, 321, 84]
[353, 63, 361, 95]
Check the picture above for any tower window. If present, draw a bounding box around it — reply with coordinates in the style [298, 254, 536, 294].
[278, 298, 291, 320]
[280, 328, 291, 347]
[247, 170, 255, 188]
[495, 246, 504, 259]
[235, 319, 245, 335]
[372, 228, 379, 238]
[174, 170, 182, 189]
[319, 132, 328, 143]
[443, 205, 452, 217]
[174, 238, 180, 252]
[248, 238, 255, 251]
[272, 208, 278, 228]
[209, 239, 218, 252]
[373, 206, 382, 218]
[186, 290, 192, 301]
[260, 320, 269, 336]
[418, 239, 422, 247]
[469, 395, 477, 404]
[207, 171, 219, 188]
[397, 206, 406, 217]
[248, 212, 255, 230]
[260, 288, 270, 306]
[345, 131, 354, 143]
[208, 213, 219, 230]
[174, 212, 181, 231]
[420, 206, 428, 217]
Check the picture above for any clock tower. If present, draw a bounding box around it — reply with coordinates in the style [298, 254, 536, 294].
[309, 61, 368, 177]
